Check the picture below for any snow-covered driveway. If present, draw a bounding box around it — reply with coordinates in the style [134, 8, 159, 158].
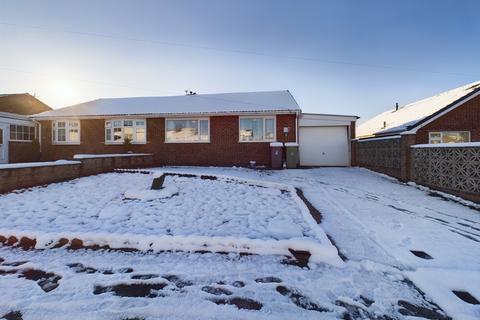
[0, 167, 479, 319]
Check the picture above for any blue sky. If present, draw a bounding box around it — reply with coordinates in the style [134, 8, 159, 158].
[1, 0, 479, 121]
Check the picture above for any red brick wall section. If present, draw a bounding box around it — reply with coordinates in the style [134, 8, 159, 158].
[416, 94, 480, 144]
[0, 154, 154, 194]
[9, 141, 40, 163]
[40, 114, 297, 167]
[0, 163, 82, 194]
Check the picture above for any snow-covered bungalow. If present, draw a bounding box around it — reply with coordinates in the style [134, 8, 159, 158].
[32, 91, 358, 167]
[354, 81, 480, 183]
[357, 80, 480, 143]
[0, 93, 51, 164]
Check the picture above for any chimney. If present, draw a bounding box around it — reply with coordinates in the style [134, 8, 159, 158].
[395, 102, 399, 111]
[383, 121, 387, 128]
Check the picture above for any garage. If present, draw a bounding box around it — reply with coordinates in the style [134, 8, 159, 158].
[298, 113, 358, 166]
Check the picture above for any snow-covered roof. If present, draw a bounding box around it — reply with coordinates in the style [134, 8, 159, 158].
[33, 90, 300, 119]
[357, 81, 480, 138]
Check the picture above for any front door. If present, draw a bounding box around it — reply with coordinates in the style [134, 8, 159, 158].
[0, 123, 8, 164]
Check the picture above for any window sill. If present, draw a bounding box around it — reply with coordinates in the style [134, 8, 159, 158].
[165, 140, 211, 144]
[52, 142, 81, 145]
[104, 142, 147, 145]
[238, 140, 276, 143]
[9, 140, 34, 143]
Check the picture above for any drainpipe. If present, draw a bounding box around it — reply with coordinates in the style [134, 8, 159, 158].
[295, 111, 299, 144]
[32, 119, 42, 153]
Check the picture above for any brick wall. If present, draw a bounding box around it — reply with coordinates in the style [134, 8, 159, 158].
[9, 141, 40, 163]
[411, 145, 480, 203]
[416, 94, 480, 144]
[39, 114, 297, 167]
[0, 154, 154, 194]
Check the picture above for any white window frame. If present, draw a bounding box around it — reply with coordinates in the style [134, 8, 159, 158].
[52, 120, 80, 145]
[428, 131, 471, 144]
[105, 119, 147, 144]
[165, 118, 210, 143]
[238, 116, 276, 142]
[9, 124, 36, 142]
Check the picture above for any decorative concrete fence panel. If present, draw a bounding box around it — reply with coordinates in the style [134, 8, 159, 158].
[356, 136, 402, 179]
[411, 144, 480, 202]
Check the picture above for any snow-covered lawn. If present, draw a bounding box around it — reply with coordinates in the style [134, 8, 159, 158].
[1, 167, 479, 320]
[0, 171, 339, 264]
[0, 173, 308, 239]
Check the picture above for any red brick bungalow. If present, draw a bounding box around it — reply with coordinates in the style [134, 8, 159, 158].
[354, 81, 480, 180]
[0, 93, 51, 164]
[32, 91, 303, 167]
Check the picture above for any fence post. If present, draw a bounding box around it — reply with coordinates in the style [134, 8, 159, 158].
[400, 134, 416, 182]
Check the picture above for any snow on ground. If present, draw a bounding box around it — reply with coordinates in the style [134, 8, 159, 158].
[0, 247, 441, 320]
[0, 171, 340, 264]
[0, 167, 479, 319]
[0, 173, 307, 240]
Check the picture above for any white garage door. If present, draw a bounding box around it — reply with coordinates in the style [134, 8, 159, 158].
[299, 126, 350, 166]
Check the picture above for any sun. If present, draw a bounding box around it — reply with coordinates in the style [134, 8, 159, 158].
[53, 82, 74, 101]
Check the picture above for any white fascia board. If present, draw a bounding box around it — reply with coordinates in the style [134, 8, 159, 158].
[300, 113, 358, 122]
[0, 114, 36, 126]
[299, 119, 353, 127]
[403, 90, 480, 135]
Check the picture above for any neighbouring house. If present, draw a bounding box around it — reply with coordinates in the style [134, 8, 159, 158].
[32, 90, 357, 167]
[354, 81, 480, 202]
[357, 80, 480, 143]
[0, 93, 52, 164]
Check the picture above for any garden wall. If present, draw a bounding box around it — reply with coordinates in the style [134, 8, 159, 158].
[355, 136, 402, 179]
[0, 154, 154, 194]
[411, 144, 480, 203]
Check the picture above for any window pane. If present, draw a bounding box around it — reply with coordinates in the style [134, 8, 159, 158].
[10, 125, 16, 140]
[166, 120, 199, 141]
[135, 128, 145, 142]
[57, 122, 66, 128]
[0, 128, 3, 144]
[199, 120, 209, 141]
[113, 121, 122, 127]
[135, 121, 145, 126]
[58, 128, 66, 141]
[29, 127, 35, 140]
[429, 132, 441, 138]
[124, 120, 133, 127]
[265, 119, 275, 140]
[105, 121, 111, 128]
[69, 129, 79, 142]
[240, 118, 264, 141]
[106, 128, 112, 141]
[124, 127, 133, 140]
[113, 127, 122, 141]
[443, 132, 469, 143]
[23, 127, 29, 140]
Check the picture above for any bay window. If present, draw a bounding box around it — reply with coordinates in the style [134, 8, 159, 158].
[105, 119, 146, 144]
[428, 131, 470, 144]
[52, 120, 80, 144]
[239, 117, 275, 142]
[165, 118, 209, 142]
